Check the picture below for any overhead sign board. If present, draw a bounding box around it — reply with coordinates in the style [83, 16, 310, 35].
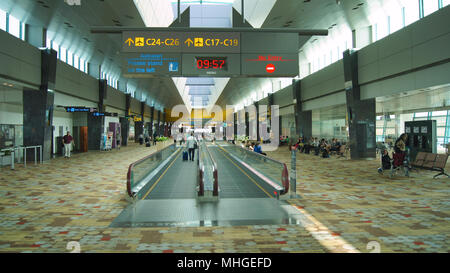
[123, 32, 240, 53]
[122, 32, 183, 53]
[65, 107, 97, 113]
[241, 53, 299, 77]
[122, 31, 299, 77]
[122, 53, 181, 77]
[241, 33, 299, 53]
[181, 32, 240, 53]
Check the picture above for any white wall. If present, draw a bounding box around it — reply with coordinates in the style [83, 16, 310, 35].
[0, 103, 22, 125]
[0, 31, 41, 88]
[359, 7, 450, 99]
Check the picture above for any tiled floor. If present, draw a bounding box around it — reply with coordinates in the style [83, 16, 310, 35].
[0, 142, 448, 253]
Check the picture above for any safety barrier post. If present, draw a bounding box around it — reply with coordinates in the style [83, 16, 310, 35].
[11, 150, 15, 170]
[290, 146, 297, 198]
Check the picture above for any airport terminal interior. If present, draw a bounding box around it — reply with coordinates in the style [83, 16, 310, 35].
[0, 0, 449, 253]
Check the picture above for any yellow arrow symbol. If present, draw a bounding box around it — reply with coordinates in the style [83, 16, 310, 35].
[125, 38, 134, 46]
[185, 38, 193, 47]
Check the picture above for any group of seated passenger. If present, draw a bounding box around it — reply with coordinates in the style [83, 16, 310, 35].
[241, 141, 267, 156]
[279, 136, 289, 145]
[292, 137, 344, 158]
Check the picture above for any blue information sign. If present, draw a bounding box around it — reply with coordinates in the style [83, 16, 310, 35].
[122, 53, 182, 77]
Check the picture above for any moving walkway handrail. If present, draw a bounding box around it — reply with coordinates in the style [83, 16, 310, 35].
[197, 140, 218, 197]
[223, 142, 289, 195]
[126, 144, 176, 197]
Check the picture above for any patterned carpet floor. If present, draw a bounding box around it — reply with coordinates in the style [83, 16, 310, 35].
[0, 142, 448, 253]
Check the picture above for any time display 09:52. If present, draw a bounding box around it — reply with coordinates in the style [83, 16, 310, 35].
[196, 57, 228, 71]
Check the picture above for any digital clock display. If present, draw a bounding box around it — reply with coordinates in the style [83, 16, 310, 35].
[196, 57, 227, 71]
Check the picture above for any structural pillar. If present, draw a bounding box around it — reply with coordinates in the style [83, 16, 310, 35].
[343, 49, 376, 159]
[245, 107, 249, 138]
[23, 49, 56, 161]
[121, 94, 131, 146]
[293, 79, 312, 139]
[233, 112, 238, 141]
[254, 101, 260, 141]
[87, 80, 107, 150]
[157, 110, 161, 136]
[150, 106, 155, 137]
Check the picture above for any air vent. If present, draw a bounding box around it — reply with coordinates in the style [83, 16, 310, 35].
[125, 15, 134, 20]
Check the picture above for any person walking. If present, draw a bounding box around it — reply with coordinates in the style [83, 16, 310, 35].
[62, 131, 73, 158]
[186, 132, 197, 161]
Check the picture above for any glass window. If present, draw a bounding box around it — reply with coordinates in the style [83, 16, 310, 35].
[0, 10, 6, 31]
[415, 112, 428, 117]
[74, 54, 79, 69]
[444, 0, 450, 7]
[377, 17, 389, 40]
[437, 127, 445, 136]
[60, 47, 67, 62]
[67, 51, 73, 66]
[8, 15, 20, 38]
[433, 117, 446, 126]
[20, 22, 25, 40]
[432, 110, 447, 116]
[386, 128, 396, 135]
[401, 0, 420, 26]
[423, 0, 439, 16]
[390, 9, 403, 33]
[80, 58, 85, 72]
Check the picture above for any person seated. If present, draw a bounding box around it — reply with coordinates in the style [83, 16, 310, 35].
[249, 142, 255, 151]
[330, 138, 341, 154]
[295, 137, 305, 153]
[321, 140, 331, 158]
[303, 137, 313, 154]
[378, 149, 392, 173]
[253, 142, 267, 156]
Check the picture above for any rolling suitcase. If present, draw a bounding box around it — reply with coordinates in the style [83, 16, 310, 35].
[182, 150, 189, 161]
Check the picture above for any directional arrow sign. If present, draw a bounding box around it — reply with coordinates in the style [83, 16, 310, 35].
[122, 31, 183, 53]
[185, 38, 193, 47]
[125, 38, 134, 46]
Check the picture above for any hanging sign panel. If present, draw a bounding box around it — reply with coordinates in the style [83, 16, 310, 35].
[241, 53, 299, 77]
[122, 32, 183, 53]
[241, 33, 299, 53]
[122, 53, 182, 77]
[123, 32, 240, 53]
[181, 32, 240, 53]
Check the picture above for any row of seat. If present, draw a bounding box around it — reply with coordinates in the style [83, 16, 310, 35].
[411, 152, 449, 178]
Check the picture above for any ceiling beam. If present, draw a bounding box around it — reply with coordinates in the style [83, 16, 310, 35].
[91, 27, 328, 36]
